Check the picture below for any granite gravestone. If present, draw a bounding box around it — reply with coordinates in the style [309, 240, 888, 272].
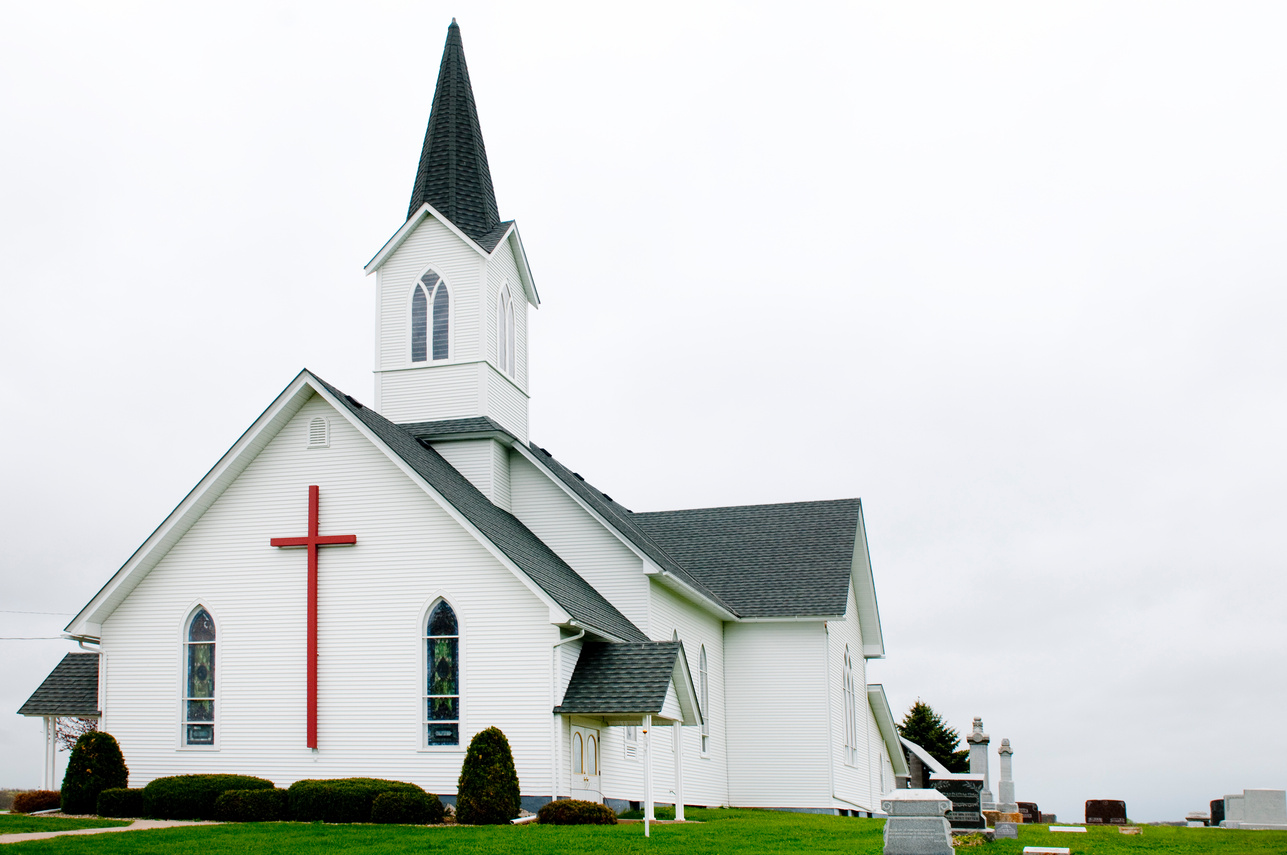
[929, 774, 986, 831]
[1219, 789, 1287, 829]
[1085, 799, 1127, 825]
[1017, 802, 1041, 824]
[966, 718, 995, 810]
[1209, 798, 1225, 827]
[881, 790, 954, 855]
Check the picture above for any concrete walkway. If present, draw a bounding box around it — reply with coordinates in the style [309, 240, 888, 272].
[0, 819, 218, 845]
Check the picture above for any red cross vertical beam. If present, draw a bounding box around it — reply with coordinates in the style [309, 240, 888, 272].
[270, 485, 356, 749]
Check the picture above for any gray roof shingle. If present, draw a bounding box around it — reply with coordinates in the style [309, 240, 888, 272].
[554, 641, 681, 715]
[633, 499, 862, 617]
[19, 653, 99, 717]
[315, 377, 647, 643]
[407, 21, 502, 243]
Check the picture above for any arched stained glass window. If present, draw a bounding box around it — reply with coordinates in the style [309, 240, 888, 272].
[411, 271, 449, 363]
[424, 600, 459, 746]
[497, 284, 515, 377]
[699, 645, 709, 754]
[184, 608, 215, 745]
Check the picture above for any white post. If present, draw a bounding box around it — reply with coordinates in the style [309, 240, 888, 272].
[43, 717, 56, 790]
[643, 714, 652, 837]
[672, 719, 684, 822]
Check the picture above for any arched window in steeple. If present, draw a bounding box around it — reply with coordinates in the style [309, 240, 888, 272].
[411, 270, 450, 363]
[184, 607, 216, 746]
[497, 283, 515, 377]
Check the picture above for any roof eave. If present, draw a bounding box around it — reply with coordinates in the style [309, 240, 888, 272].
[868, 684, 910, 778]
[644, 565, 738, 622]
[364, 203, 491, 274]
[852, 501, 885, 658]
[504, 224, 539, 307]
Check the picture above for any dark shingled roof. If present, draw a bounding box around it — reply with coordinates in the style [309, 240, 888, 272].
[555, 641, 682, 715]
[19, 653, 99, 717]
[527, 445, 738, 615]
[400, 416, 513, 441]
[314, 376, 647, 644]
[408, 21, 502, 243]
[633, 499, 863, 617]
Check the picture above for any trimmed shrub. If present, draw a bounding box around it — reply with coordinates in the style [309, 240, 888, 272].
[96, 788, 145, 818]
[287, 778, 428, 824]
[370, 790, 445, 825]
[143, 774, 275, 820]
[61, 731, 129, 815]
[537, 798, 618, 825]
[455, 726, 520, 825]
[12, 790, 61, 814]
[0, 790, 16, 811]
[214, 788, 288, 822]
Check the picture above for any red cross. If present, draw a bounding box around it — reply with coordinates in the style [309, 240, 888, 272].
[270, 485, 356, 749]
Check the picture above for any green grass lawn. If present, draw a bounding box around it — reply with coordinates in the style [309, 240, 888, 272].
[0, 814, 130, 834]
[3, 809, 1286, 853]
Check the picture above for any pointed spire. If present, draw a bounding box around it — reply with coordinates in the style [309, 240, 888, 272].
[407, 21, 501, 241]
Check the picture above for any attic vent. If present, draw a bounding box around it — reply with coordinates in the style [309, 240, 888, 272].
[307, 417, 329, 448]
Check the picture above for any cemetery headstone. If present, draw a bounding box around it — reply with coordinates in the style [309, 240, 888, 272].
[1040, 813, 1056, 823]
[966, 718, 995, 810]
[995, 821, 1018, 839]
[1184, 811, 1210, 827]
[1085, 799, 1127, 825]
[929, 774, 986, 830]
[1219, 789, 1287, 829]
[1017, 802, 1041, 824]
[997, 738, 1018, 813]
[1209, 798, 1224, 826]
[881, 789, 954, 855]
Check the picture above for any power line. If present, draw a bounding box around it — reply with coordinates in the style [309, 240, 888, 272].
[0, 609, 74, 616]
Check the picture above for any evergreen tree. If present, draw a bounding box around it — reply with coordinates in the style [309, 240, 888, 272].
[897, 700, 970, 773]
[61, 731, 129, 814]
[455, 726, 520, 824]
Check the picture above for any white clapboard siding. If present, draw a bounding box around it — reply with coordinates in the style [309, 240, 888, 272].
[431, 438, 510, 510]
[647, 583, 729, 807]
[484, 241, 529, 392]
[377, 362, 480, 424]
[724, 621, 831, 809]
[830, 578, 881, 811]
[376, 216, 483, 372]
[508, 455, 649, 630]
[484, 368, 529, 442]
[99, 393, 557, 796]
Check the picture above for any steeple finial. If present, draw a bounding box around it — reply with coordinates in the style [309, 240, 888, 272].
[407, 21, 501, 240]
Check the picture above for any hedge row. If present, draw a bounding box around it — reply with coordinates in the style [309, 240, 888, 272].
[12, 790, 61, 814]
[96, 788, 145, 818]
[214, 788, 289, 822]
[143, 775, 275, 820]
[287, 778, 443, 824]
[537, 799, 618, 825]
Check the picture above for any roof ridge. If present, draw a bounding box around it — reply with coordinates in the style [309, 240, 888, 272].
[635, 496, 862, 517]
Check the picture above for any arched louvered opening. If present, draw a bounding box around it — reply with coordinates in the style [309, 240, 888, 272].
[411, 270, 449, 363]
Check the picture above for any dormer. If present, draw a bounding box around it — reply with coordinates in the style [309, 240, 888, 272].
[364, 21, 538, 443]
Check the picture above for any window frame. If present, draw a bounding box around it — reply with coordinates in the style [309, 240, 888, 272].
[419, 595, 465, 752]
[496, 282, 516, 377]
[843, 646, 858, 766]
[699, 644, 710, 757]
[407, 268, 452, 365]
[178, 602, 220, 751]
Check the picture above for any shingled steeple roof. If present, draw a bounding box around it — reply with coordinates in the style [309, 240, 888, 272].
[407, 20, 502, 242]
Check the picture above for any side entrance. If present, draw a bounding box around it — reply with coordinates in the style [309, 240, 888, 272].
[569, 724, 602, 802]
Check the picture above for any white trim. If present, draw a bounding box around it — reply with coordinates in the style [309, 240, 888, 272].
[418, 594, 466, 752]
[851, 503, 885, 658]
[178, 600, 220, 751]
[374, 358, 530, 399]
[869, 685, 910, 779]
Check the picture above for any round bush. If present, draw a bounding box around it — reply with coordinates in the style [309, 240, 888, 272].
[96, 788, 145, 818]
[142, 774, 274, 820]
[370, 790, 446, 825]
[537, 798, 618, 825]
[456, 726, 520, 825]
[61, 732, 129, 815]
[287, 778, 429, 824]
[12, 790, 61, 814]
[214, 788, 288, 822]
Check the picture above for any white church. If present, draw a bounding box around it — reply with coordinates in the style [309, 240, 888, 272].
[21, 20, 906, 816]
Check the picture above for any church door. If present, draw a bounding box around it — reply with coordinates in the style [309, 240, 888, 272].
[569, 725, 602, 802]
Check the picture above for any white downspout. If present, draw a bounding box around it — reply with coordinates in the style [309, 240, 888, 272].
[643, 713, 653, 837]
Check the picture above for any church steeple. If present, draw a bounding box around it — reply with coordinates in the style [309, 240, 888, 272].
[407, 20, 501, 242]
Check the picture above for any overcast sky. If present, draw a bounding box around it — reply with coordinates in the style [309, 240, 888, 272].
[2, 1, 1285, 823]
